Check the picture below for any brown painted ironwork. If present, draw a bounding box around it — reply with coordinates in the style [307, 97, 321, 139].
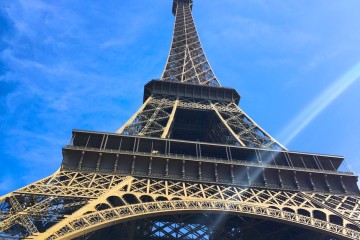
[1, 0, 359, 239]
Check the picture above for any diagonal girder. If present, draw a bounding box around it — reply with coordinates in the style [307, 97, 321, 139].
[1, 1, 359, 240]
[18, 175, 360, 240]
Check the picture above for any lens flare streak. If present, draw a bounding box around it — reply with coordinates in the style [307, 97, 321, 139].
[279, 62, 360, 146]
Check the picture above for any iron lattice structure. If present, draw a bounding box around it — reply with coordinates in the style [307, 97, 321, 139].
[1, 0, 360, 239]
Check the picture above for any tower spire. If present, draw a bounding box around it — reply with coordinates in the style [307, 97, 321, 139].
[162, 0, 220, 86]
[172, 0, 193, 16]
[1, 1, 359, 239]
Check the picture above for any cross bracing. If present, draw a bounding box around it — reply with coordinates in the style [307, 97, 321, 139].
[73, 214, 343, 240]
[161, 1, 220, 86]
[117, 94, 285, 150]
[1, 174, 360, 239]
[1, 0, 359, 239]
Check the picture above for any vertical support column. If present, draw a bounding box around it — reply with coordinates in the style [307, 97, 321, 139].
[198, 162, 202, 180]
[324, 174, 331, 192]
[246, 167, 251, 186]
[113, 154, 119, 172]
[214, 163, 218, 182]
[263, 169, 267, 187]
[339, 176, 347, 193]
[96, 153, 102, 171]
[230, 165, 234, 183]
[309, 173, 316, 191]
[165, 159, 169, 176]
[278, 170, 283, 188]
[161, 99, 179, 138]
[294, 171, 300, 190]
[211, 102, 246, 147]
[148, 157, 152, 176]
[131, 156, 136, 175]
[78, 151, 85, 170]
[182, 160, 186, 179]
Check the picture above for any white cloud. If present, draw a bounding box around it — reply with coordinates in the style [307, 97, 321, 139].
[100, 39, 125, 49]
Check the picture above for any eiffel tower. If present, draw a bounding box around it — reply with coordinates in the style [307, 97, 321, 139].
[1, 0, 360, 239]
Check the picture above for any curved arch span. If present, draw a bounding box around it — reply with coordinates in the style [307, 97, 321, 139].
[39, 200, 360, 240]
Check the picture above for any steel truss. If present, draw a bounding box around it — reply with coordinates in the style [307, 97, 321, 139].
[117, 95, 285, 150]
[1, 172, 360, 239]
[162, 1, 220, 86]
[74, 213, 336, 240]
[1, 0, 359, 239]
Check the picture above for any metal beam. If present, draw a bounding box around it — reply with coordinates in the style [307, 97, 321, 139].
[161, 99, 179, 138]
[116, 96, 153, 134]
[211, 102, 246, 147]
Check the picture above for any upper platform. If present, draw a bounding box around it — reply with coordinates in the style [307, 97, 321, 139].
[144, 80, 240, 104]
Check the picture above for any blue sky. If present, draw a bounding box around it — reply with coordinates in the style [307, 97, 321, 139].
[1, 0, 360, 195]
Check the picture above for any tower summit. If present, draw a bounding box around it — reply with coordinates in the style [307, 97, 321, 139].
[165, 0, 217, 86]
[1, 1, 360, 239]
[117, 0, 285, 150]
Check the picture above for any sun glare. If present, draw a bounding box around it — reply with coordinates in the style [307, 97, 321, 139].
[279, 62, 360, 146]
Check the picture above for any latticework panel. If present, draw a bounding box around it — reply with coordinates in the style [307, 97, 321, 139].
[117, 95, 285, 150]
[1, 0, 357, 239]
[0, 171, 126, 239]
[2, 173, 358, 239]
[74, 214, 338, 240]
[212, 102, 285, 150]
[117, 96, 177, 137]
[161, 2, 220, 86]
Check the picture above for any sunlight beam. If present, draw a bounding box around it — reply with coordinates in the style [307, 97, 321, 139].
[279, 61, 360, 146]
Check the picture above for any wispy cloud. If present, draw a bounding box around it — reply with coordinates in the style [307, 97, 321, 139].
[0, 0, 157, 194]
[1, 0, 360, 196]
[100, 39, 125, 49]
